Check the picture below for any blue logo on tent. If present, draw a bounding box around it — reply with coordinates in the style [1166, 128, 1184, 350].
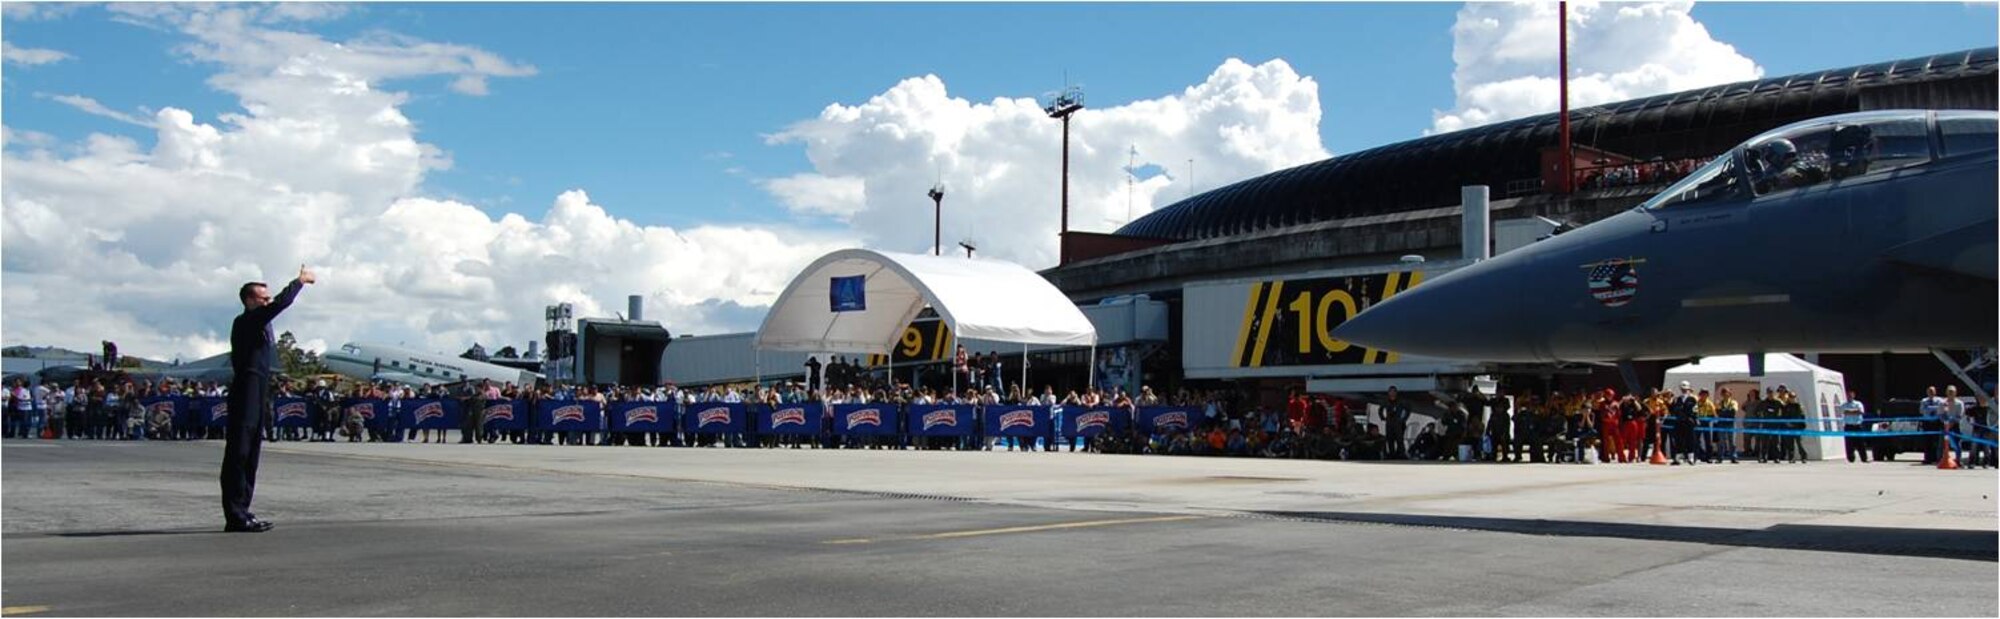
[830, 275, 866, 312]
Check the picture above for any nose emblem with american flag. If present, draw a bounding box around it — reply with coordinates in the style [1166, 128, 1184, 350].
[1583, 258, 1644, 308]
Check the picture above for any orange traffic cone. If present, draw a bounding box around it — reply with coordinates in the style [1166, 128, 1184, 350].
[1649, 427, 1670, 465]
[1938, 434, 1960, 470]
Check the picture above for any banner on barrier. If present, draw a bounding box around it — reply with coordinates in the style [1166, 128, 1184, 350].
[833, 403, 898, 436]
[537, 400, 603, 432]
[404, 399, 461, 430]
[480, 400, 530, 431]
[195, 397, 230, 427]
[610, 401, 677, 433]
[1065, 406, 1129, 438]
[756, 403, 820, 435]
[142, 396, 184, 428]
[906, 404, 975, 437]
[1136, 406, 1202, 434]
[683, 402, 747, 434]
[984, 405, 1051, 437]
[342, 399, 386, 429]
[274, 398, 312, 428]
[176, 396, 203, 429]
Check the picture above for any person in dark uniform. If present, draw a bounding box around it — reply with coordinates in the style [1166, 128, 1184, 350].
[1381, 387, 1409, 460]
[1757, 388, 1784, 463]
[804, 356, 822, 397]
[457, 382, 481, 444]
[1669, 382, 1699, 465]
[1487, 389, 1512, 462]
[221, 265, 314, 533]
[1778, 388, 1807, 463]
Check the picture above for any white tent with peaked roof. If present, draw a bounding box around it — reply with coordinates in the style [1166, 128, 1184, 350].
[1663, 353, 1850, 460]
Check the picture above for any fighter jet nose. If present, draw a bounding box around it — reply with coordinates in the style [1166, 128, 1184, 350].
[1332, 260, 1539, 362]
[1333, 284, 1445, 356]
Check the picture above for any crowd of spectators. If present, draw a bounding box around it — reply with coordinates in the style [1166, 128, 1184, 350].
[3, 376, 231, 441]
[1575, 157, 1705, 191]
[8, 374, 1993, 469]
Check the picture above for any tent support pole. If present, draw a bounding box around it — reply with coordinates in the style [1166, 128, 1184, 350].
[1021, 343, 1028, 396]
[1088, 343, 1096, 391]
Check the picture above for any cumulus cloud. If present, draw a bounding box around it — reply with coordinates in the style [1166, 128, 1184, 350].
[1431, 1, 1762, 134]
[765, 58, 1330, 267]
[762, 173, 868, 220]
[4, 4, 1339, 362]
[2, 41, 72, 66]
[2, 4, 850, 361]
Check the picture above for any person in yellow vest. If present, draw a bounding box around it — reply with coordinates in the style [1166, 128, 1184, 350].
[1695, 388, 1718, 463]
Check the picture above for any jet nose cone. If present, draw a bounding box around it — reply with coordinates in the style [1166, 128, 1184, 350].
[1332, 261, 1538, 362]
[1331, 287, 1440, 355]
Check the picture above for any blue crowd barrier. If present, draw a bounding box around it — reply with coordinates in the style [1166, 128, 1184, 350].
[274, 397, 313, 428]
[1135, 406, 1201, 434]
[1065, 406, 1129, 439]
[340, 398, 388, 430]
[1688, 426, 1942, 438]
[832, 403, 898, 436]
[480, 399, 530, 432]
[906, 404, 975, 437]
[405, 398, 461, 430]
[1710, 415, 1941, 425]
[755, 403, 820, 436]
[984, 405, 1051, 438]
[535, 400, 603, 432]
[683, 402, 747, 434]
[1948, 432, 1999, 448]
[194, 397, 230, 428]
[610, 401, 677, 433]
[140, 396, 183, 427]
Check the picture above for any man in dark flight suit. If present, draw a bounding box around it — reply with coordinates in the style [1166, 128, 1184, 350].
[222, 265, 315, 532]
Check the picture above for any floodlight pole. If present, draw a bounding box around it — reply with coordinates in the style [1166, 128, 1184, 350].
[1044, 89, 1083, 264]
[1558, 0, 1572, 194]
[928, 186, 945, 256]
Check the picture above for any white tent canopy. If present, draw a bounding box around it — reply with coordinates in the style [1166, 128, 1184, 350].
[1663, 353, 1850, 460]
[754, 248, 1097, 354]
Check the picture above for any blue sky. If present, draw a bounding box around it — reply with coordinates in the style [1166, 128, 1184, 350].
[3, 1, 1996, 360]
[9, 2, 1988, 230]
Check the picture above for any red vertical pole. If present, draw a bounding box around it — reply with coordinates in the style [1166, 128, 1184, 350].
[1060, 115, 1071, 264]
[1558, 1, 1572, 194]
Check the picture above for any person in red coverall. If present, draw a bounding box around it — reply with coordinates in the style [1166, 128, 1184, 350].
[1596, 390, 1621, 463]
[1286, 389, 1309, 433]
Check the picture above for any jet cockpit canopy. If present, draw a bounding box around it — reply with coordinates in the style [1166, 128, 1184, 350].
[1642, 109, 1993, 210]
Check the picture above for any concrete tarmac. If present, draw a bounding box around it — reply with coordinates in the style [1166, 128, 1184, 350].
[3, 439, 1994, 616]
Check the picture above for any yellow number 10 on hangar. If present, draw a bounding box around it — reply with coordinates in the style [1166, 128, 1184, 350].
[1229, 271, 1425, 368]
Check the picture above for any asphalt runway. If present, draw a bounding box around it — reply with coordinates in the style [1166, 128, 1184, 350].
[3, 439, 1994, 616]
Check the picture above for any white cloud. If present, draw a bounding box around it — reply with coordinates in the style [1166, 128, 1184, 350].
[449, 74, 489, 96]
[2, 4, 849, 362]
[2, 125, 57, 148]
[765, 58, 1330, 266]
[4, 5, 1340, 363]
[762, 173, 868, 220]
[1431, 1, 1763, 134]
[41, 93, 149, 126]
[260, 2, 355, 24]
[2, 2, 86, 21]
[2, 40, 72, 65]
